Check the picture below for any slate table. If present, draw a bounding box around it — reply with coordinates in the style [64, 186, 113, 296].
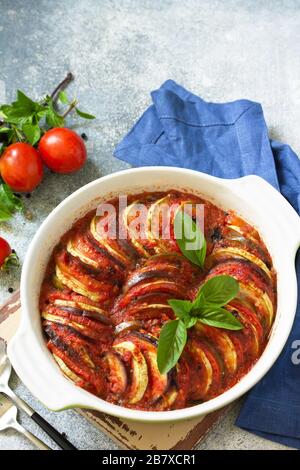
[0, 0, 298, 450]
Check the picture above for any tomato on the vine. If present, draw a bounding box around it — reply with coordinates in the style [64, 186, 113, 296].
[38, 127, 87, 174]
[0, 237, 11, 267]
[0, 237, 19, 271]
[0, 143, 43, 192]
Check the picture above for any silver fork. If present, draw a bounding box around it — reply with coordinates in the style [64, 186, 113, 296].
[0, 340, 76, 449]
[0, 394, 50, 450]
[0, 341, 33, 415]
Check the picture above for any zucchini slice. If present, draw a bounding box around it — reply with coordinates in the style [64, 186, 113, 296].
[186, 340, 213, 400]
[66, 238, 99, 269]
[55, 265, 110, 303]
[122, 201, 152, 258]
[53, 354, 82, 384]
[90, 215, 133, 265]
[209, 246, 272, 278]
[113, 340, 148, 404]
[195, 323, 238, 374]
[127, 333, 168, 403]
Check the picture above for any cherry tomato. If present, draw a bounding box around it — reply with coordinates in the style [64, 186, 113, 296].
[38, 128, 87, 174]
[0, 237, 11, 267]
[0, 143, 43, 192]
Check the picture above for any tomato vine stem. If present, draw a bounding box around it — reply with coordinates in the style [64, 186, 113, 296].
[62, 99, 78, 118]
[51, 72, 74, 102]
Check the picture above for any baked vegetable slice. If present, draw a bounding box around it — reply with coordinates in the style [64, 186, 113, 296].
[66, 230, 124, 283]
[195, 322, 239, 375]
[117, 279, 188, 310]
[126, 333, 169, 403]
[45, 323, 107, 396]
[55, 249, 119, 303]
[103, 351, 128, 398]
[90, 215, 134, 267]
[113, 339, 148, 404]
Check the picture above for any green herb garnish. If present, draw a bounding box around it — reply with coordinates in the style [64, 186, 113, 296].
[1, 251, 20, 271]
[0, 183, 23, 222]
[0, 73, 95, 223]
[174, 209, 206, 268]
[0, 78, 95, 147]
[157, 275, 243, 375]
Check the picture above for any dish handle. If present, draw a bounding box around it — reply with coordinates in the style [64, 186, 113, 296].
[7, 328, 99, 412]
[227, 175, 300, 256]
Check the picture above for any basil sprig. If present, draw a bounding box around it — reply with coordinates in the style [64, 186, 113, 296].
[174, 209, 206, 268]
[157, 275, 243, 374]
[0, 87, 95, 148]
[0, 182, 23, 222]
[0, 74, 95, 223]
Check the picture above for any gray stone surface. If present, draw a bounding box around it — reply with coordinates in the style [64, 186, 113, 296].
[0, 0, 298, 450]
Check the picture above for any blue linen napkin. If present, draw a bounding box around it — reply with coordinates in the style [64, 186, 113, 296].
[114, 80, 300, 448]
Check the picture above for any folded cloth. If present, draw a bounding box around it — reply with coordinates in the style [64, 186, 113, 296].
[114, 80, 300, 448]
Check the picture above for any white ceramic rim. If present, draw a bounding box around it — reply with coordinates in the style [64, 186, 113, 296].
[8, 167, 300, 423]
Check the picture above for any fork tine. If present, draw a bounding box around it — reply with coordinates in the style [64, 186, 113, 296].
[0, 394, 50, 450]
[0, 394, 18, 431]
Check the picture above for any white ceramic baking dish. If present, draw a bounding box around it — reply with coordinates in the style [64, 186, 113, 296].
[8, 167, 300, 422]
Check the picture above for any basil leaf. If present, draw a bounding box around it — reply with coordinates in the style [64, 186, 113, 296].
[199, 307, 243, 330]
[1, 91, 36, 121]
[197, 275, 239, 308]
[157, 319, 187, 374]
[45, 101, 64, 127]
[75, 108, 95, 120]
[0, 183, 23, 222]
[168, 299, 193, 320]
[1, 251, 20, 271]
[22, 122, 41, 145]
[0, 105, 26, 124]
[20, 91, 44, 114]
[184, 316, 198, 328]
[16, 90, 37, 112]
[174, 210, 206, 268]
[0, 127, 10, 134]
[168, 299, 198, 328]
[0, 207, 11, 222]
[58, 91, 69, 104]
[37, 109, 47, 120]
[192, 291, 206, 312]
[0, 90, 44, 126]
